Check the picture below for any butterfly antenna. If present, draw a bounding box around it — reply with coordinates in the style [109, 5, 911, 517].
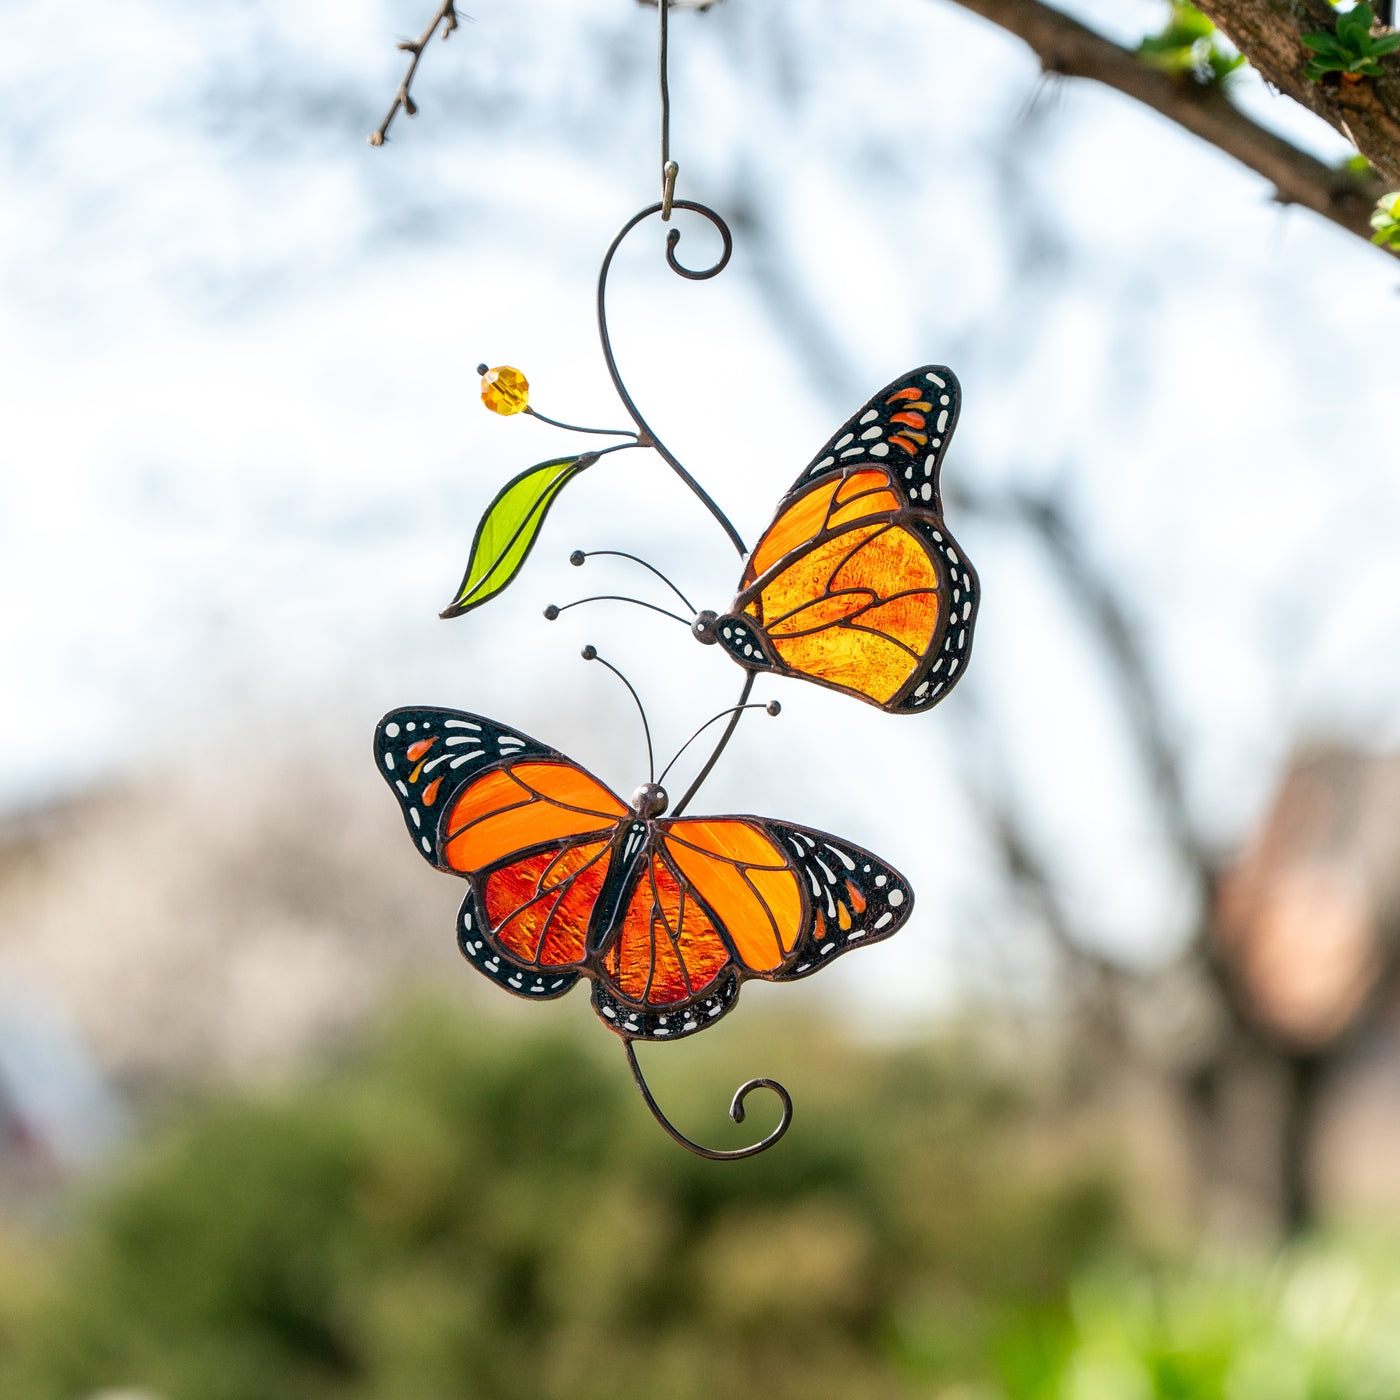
[625, 1039, 793, 1162]
[669, 673, 756, 819]
[569, 549, 697, 615]
[657, 699, 780, 787]
[580, 645, 655, 783]
[544, 596, 691, 627]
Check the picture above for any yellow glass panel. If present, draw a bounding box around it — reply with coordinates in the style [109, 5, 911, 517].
[827, 471, 899, 530]
[752, 523, 883, 628]
[764, 594, 868, 637]
[755, 523, 941, 703]
[828, 529, 939, 625]
[851, 591, 940, 654]
[771, 627, 912, 705]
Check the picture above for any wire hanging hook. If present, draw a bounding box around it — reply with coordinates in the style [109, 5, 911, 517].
[624, 1039, 793, 1161]
[589, 0, 744, 553]
[659, 0, 678, 219]
[596, 201, 741, 553]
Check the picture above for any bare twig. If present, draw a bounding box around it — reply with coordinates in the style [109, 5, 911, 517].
[369, 2, 461, 147]
[939, 0, 1395, 258]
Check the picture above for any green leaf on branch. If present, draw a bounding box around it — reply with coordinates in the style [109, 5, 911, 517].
[1303, 3, 1400, 82]
[440, 453, 597, 619]
[1138, 3, 1246, 86]
[1371, 192, 1400, 248]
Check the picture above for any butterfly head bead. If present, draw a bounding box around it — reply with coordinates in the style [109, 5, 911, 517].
[631, 782, 669, 818]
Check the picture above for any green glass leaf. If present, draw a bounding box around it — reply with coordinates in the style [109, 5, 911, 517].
[440, 453, 596, 619]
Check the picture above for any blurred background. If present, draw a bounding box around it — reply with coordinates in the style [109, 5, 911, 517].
[3, 0, 1400, 1394]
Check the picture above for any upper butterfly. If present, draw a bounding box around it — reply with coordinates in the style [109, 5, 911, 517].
[375, 706, 913, 1042]
[695, 366, 978, 714]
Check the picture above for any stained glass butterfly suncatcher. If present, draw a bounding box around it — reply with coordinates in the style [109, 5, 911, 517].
[370, 0, 981, 1160]
[695, 366, 979, 714]
[376, 707, 914, 1040]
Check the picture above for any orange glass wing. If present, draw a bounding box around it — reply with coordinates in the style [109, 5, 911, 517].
[440, 758, 631, 975]
[600, 850, 733, 1007]
[442, 759, 628, 874]
[743, 469, 900, 585]
[752, 822, 915, 981]
[661, 819, 806, 974]
[599, 818, 807, 1008]
[713, 366, 977, 715]
[481, 837, 615, 969]
[738, 469, 942, 706]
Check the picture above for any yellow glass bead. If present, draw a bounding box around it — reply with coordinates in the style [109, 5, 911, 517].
[480, 365, 529, 415]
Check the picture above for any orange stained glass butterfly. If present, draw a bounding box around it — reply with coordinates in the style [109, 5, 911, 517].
[696, 366, 978, 715]
[375, 706, 913, 1041]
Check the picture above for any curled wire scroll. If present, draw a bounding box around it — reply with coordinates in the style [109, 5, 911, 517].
[625, 1040, 793, 1161]
[595, 200, 745, 558]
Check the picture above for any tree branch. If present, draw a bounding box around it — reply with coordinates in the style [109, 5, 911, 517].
[939, 0, 1394, 258]
[1194, 0, 1400, 186]
[369, 2, 460, 147]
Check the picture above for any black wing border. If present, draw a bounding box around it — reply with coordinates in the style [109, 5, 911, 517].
[374, 706, 564, 870]
[792, 365, 961, 498]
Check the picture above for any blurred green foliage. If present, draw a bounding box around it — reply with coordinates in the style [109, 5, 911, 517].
[1036, 1249, 1400, 1400]
[1, 1001, 1399, 1400]
[1370, 192, 1400, 248]
[1302, 3, 1400, 82]
[1138, 4, 1246, 87]
[0, 1001, 1118, 1400]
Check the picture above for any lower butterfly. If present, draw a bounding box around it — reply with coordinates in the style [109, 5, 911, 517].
[376, 706, 914, 1040]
